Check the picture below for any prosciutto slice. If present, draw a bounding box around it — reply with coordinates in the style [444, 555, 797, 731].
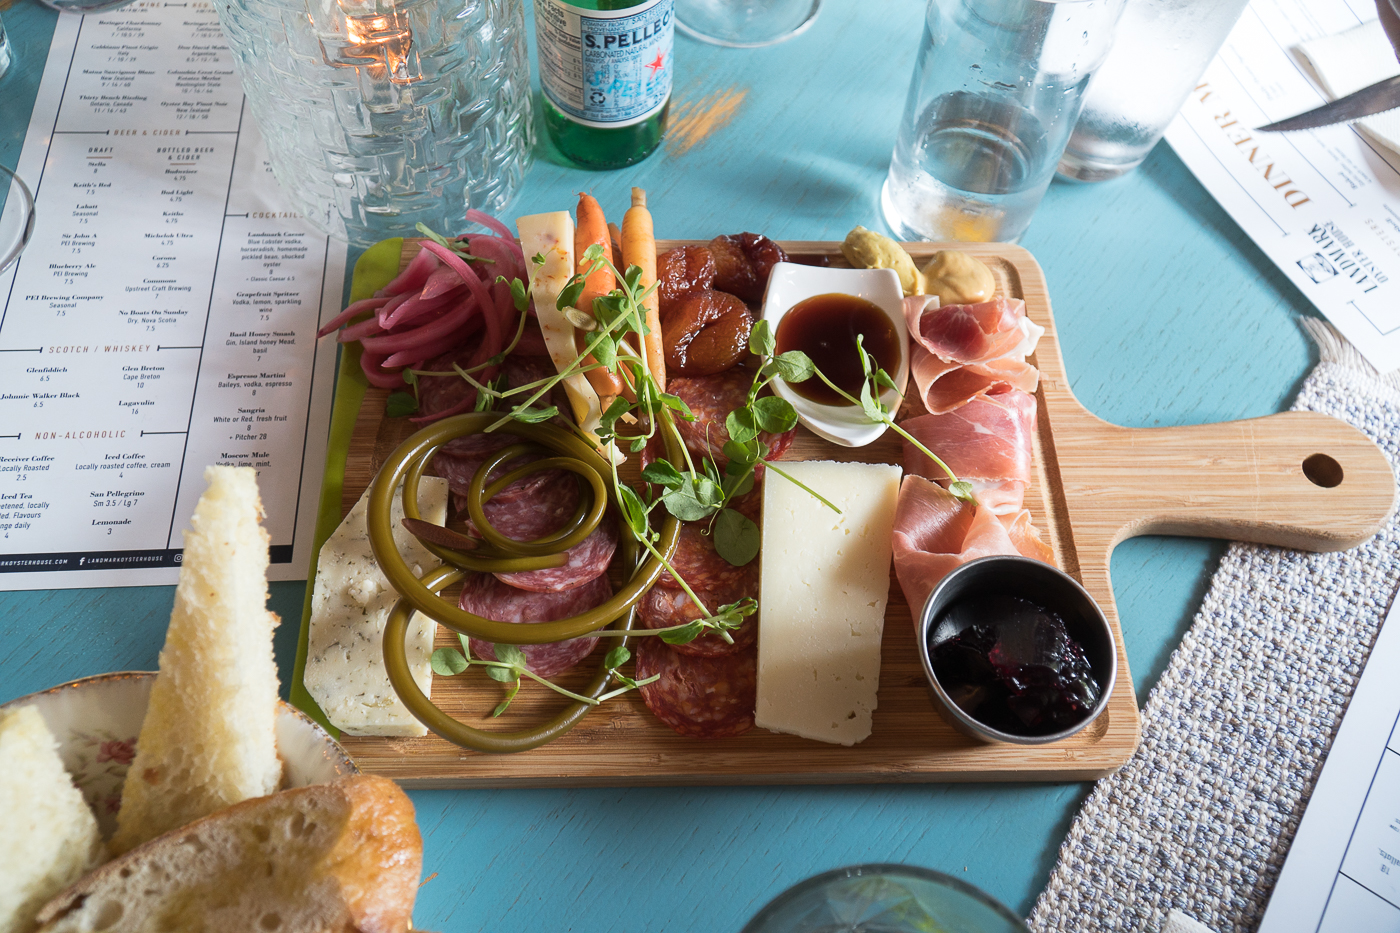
[899, 387, 1037, 514]
[891, 475, 1053, 617]
[910, 346, 1040, 414]
[1000, 508, 1055, 565]
[904, 296, 1044, 414]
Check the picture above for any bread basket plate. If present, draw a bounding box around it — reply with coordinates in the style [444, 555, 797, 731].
[1, 671, 357, 837]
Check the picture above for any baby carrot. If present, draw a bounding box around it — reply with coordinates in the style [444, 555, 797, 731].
[574, 192, 625, 404]
[622, 187, 665, 392]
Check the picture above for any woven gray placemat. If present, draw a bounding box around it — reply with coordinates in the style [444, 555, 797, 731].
[1028, 320, 1400, 933]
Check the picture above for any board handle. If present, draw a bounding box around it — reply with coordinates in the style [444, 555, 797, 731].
[1060, 411, 1397, 552]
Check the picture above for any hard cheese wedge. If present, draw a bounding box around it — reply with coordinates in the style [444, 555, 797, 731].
[755, 460, 903, 746]
[304, 477, 448, 736]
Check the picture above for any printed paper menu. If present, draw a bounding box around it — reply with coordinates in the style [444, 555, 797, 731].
[1258, 589, 1400, 932]
[0, 3, 343, 590]
[1164, 0, 1400, 373]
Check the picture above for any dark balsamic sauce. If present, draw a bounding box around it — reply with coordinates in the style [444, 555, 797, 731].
[773, 293, 901, 407]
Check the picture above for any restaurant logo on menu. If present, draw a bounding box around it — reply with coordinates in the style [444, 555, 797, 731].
[1195, 83, 1311, 211]
[1301, 222, 1387, 295]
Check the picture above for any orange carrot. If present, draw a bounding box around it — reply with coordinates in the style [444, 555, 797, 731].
[575, 192, 615, 310]
[622, 187, 664, 393]
[608, 222, 623, 265]
[573, 192, 625, 404]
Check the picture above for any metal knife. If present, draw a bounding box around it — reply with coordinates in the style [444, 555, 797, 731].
[1255, 73, 1400, 131]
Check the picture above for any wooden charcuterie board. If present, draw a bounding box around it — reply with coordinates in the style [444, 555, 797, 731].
[319, 239, 1396, 787]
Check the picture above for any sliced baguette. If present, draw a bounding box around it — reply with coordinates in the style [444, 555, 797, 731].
[110, 465, 283, 855]
[0, 706, 104, 933]
[34, 775, 421, 933]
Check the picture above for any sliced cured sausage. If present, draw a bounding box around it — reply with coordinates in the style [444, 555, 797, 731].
[635, 637, 756, 738]
[417, 340, 495, 419]
[430, 429, 584, 538]
[461, 572, 609, 678]
[655, 490, 759, 590]
[665, 370, 797, 465]
[637, 569, 758, 658]
[495, 511, 618, 593]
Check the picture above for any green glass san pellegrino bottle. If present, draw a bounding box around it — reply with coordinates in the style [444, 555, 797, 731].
[533, 0, 674, 169]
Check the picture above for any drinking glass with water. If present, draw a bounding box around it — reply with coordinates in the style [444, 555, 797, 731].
[881, 0, 1124, 244]
[1058, 0, 1251, 182]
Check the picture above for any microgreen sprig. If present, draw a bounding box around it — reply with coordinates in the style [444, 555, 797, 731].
[808, 334, 976, 503]
[430, 636, 660, 718]
[414, 222, 494, 264]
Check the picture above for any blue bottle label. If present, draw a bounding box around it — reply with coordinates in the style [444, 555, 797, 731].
[535, 0, 674, 128]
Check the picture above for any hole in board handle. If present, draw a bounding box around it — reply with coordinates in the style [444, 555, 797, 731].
[1302, 453, 1343, 488]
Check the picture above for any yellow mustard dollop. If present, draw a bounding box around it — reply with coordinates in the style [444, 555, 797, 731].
[841, 225, 921, 296]
[921, 250, 996, 305]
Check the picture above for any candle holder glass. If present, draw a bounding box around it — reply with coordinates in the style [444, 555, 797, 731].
[215, 0, 533, 246]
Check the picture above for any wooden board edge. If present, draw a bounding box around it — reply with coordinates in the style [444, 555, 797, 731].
[375, 767, 1127, 789]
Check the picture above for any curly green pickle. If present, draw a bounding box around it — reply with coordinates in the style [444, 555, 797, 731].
[370, 412, 682, 751]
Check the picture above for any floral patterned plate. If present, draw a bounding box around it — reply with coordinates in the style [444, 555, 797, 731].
[0, 671, 358, 838]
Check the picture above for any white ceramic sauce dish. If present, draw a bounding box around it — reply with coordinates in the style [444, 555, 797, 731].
[1, 671, 357, 838]
[760, 262, 909, 448]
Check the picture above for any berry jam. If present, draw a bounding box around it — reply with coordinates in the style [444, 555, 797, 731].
[927, 594, 1101, 736]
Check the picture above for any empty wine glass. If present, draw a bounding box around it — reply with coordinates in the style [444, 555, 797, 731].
[742, 864, 1030, 933]
[0, 11, 13, 80]
[36, 0, 138, 14]
[675, 0, 820, 48]
[0, 165, 36, 275]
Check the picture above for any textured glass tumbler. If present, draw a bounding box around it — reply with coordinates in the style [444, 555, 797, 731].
[741, 864, 1030, 933]
[1057, 0, 1250, 182]
[214, 0, 534, 246]
[881, 0, 1123, 244]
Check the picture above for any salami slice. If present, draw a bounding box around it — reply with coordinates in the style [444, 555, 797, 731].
[417, 340, 497, 419]
[665, 370, 797, 464]
[637, 567, 758, 658]
[495, 511, 618, 592]
[431, 431, 582, 537]
[653, 481, 761, 590]
[502, 354, 563, 412]
[461, 572, 609, 678]
[636, 638, 756, 738]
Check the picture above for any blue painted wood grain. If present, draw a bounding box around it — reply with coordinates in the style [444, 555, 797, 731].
[0, 1, 1323, 928]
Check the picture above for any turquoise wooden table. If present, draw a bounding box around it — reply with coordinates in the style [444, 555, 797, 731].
[0, 0, 1318, 928]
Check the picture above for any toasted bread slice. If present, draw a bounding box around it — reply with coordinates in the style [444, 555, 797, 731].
[0, 706, 104, 933]
[110, 466, 282, 855]
[35, 775, 420, 933]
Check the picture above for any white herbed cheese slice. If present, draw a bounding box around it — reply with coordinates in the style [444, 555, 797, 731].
[304, 477, 448, 737]
[755, 460, 902, 746]
[516, 211, 602, 435]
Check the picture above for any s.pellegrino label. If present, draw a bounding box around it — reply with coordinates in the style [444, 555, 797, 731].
[535, 0, 674, 129]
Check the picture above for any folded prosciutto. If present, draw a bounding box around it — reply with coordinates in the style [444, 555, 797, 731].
[899, 386, 1037, 515]
[891, 475, 1053, 618]
[903, 296, 1044, 414]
